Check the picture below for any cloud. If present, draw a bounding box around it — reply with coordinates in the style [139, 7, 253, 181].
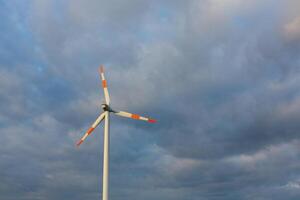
[1, 0, 300, 200]
[284, 17, 300, 41]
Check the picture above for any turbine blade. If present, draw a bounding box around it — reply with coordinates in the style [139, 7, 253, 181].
[76, 112, 106, 147]
[99, 65, 110, 105]
[113, 110, 156, 123]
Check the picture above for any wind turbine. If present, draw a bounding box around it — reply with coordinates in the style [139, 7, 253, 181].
[76, 65, 156, 200]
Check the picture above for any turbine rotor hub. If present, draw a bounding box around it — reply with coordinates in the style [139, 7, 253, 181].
[101, 104, 113, 112]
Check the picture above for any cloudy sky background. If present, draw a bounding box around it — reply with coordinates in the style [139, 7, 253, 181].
[1, 0, 300, 199]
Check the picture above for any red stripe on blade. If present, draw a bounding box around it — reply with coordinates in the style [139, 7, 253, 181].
[148, 119, 156, 123]
[87, 127, 95, 135]
[76, 140, 83, 146]
[100, 65, 104, 73]
[131, 114, 140, 119]
[102, 80, 107, 88]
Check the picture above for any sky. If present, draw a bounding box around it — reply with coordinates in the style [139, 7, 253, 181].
[1, 0, 300, 199]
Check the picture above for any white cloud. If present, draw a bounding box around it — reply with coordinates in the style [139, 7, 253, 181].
[284, 17, 300, 41]
[225, 140, 300, 168]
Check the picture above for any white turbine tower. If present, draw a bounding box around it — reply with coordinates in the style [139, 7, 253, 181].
[76, 65, 156, 200]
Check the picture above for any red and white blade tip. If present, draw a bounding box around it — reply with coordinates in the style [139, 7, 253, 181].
[76, 127, 96, 147]
[148, 119, 157, 123]
[99, 65, 104, 73]
[76, 140, 83, 147]
[130, 113, 156, 123]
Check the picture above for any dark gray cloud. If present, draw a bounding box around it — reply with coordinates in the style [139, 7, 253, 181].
[1, 0, 300, 199]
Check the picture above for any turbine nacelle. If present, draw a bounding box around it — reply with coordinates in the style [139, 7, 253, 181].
[101, 103, 114, 112]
